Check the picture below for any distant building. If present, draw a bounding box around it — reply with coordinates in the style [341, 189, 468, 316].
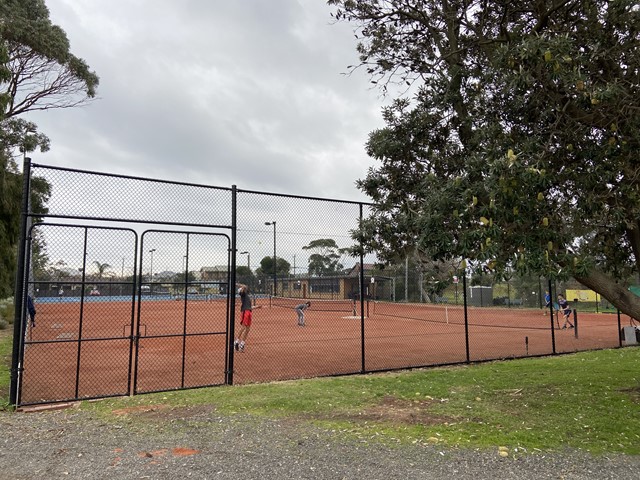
[154, 270, 175, 281]
[200, 266, 228, 281]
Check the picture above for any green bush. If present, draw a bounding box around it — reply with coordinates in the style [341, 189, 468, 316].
[0, 299, 14, 325]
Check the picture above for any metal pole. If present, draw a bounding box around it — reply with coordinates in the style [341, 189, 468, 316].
[149, 249, 156, 282]
[539, 277, 543, 309]
[265, 221, 276, 295]
[463, 268, 470, 363]
[228, 185, 238, 385]
[359, 204, 365, 373]
[405, 256, 408, 302]
[10, 157, 32, 406]
[548, 279, 556, 354]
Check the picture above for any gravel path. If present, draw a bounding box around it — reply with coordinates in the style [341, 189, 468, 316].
[1, 404, 639, 480]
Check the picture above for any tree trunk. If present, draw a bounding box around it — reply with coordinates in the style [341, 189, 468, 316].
[574, 270, 640, 320]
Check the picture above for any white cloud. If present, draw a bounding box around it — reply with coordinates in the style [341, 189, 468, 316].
[25, 0, 390, 201]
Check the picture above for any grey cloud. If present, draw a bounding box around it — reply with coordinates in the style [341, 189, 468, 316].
[25, 0, 387, 201]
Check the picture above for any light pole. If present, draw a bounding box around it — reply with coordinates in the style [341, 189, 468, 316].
[264, 221, 276, 296]
[149, 249, 156, 283]
[239, 251, 250, 271]
[240, 251, 251, 292]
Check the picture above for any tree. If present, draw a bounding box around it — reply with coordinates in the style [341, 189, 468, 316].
[302, 238, 351, 276]
[0, 0, 98, 298]
[258, 256, 291, 277]
[92, 261, 112, 279]
[173, 270, 196, 284]
[0, 0, 99, 120]
[0, 159, 51, 297]
[330, 0, 640, 318]
[236, 266, 252, 277]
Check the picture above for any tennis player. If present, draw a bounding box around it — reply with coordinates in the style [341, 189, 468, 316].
[543, 290, 551, 315]
[294, 301, 311, 326]
[27, 295, 36, 328]
[557, 294, 574, 329]
[234, 283, 261, 352]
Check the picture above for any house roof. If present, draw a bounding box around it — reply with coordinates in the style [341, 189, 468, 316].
[346, 263, 376, 277]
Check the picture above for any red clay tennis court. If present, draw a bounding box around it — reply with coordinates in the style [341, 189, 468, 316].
[18, 297, 623, 405]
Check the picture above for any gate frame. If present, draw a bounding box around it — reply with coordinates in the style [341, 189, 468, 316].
[16, 222, 140, 406]
[10, 159, 239, 406]
[132, 228, 233, 395]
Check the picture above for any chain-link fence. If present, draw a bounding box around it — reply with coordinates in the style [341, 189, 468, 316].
[10, 161, 627, 406]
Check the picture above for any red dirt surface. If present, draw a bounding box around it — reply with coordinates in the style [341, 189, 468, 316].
[18, 298, 623, 404]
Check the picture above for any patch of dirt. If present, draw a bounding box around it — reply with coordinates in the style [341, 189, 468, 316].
[313, 395, 456, 426]
[620, 386, 640, 402]
[136, 447, 200, 458]
[112, 403, 216, 421]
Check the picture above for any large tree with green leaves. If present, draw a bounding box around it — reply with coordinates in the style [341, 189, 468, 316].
[0, 0, 98, 298]
[258, 256, 291, 277]
[330, 0, 640, 318]
[1, 0, 98, 119]
[302, 238, 350, 276]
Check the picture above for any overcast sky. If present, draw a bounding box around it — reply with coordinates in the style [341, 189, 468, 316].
[25, 0, 390, 202]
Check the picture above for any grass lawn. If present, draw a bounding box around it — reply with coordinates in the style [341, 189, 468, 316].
[0, 331, 12, 409]
[1, 330, 638, 455]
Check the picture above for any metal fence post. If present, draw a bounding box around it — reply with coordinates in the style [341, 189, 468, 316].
[359, 203, 366, 373]
[227, 185, 238, 385]
[463, 269, 470, 363]
[10, 158, 32, 407]
[548, 279, 556, 354]
[617, 309, 622, 347]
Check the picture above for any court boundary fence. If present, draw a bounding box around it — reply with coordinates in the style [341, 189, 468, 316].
[9, 159, 629, 407]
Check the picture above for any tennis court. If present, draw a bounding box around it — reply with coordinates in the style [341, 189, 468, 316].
[11, 162, 631, 407]
[19, 296, 622, 404]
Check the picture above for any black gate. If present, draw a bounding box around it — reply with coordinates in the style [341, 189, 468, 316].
[18, 223, 139, 405]
[16, 224, 232, 405]
[133, 230, 231, 394]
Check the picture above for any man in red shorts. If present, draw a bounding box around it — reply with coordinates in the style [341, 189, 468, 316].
[234, 283, 261, 352]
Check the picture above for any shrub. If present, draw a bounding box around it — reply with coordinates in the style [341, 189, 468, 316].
[0, 299, 14, 325]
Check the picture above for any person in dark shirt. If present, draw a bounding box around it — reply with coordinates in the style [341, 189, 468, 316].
[234, 283, 261, 352]
[557, 294, 574, 329]
[27, 295, 36, 328]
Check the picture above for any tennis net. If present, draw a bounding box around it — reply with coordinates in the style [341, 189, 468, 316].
[372, 301, 554, 331]
[270, 296, 357, 314]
